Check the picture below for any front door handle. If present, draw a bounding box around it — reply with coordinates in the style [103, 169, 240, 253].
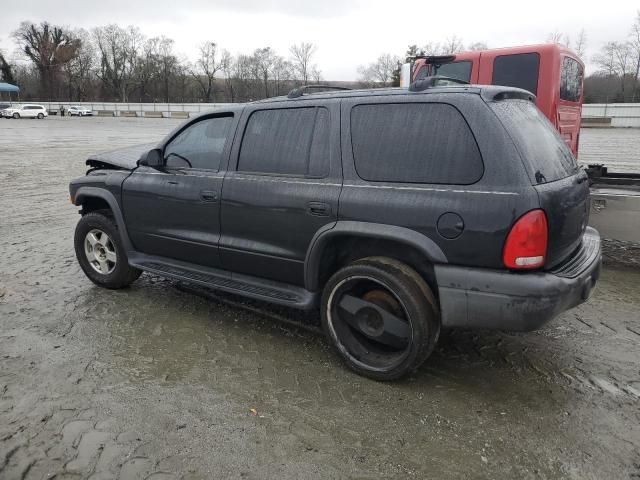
[200, 190, 219, 202]
[308, 201, 331, 216]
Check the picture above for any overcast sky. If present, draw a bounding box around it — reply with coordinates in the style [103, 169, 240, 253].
[0, 0, 637, 79]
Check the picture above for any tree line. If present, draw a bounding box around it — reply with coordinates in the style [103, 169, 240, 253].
[1, 14, 640, 104]
[0, 21, 323, 103]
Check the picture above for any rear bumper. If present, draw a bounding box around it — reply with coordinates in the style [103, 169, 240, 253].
[435, 227, 602, 331]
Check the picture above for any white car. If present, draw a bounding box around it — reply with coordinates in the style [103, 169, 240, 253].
[67, 106, 94, 116]
[2, 104, 48, 119]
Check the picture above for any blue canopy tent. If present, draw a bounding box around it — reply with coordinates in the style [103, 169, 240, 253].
[0, 82, 20, 103]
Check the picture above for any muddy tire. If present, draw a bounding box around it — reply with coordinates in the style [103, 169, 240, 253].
[321, 256, 440, 381]
[74, 211, 141, 289]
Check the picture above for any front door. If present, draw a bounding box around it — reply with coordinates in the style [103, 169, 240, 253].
[122, 114, 236, 267]
[219, 101, 342, 286]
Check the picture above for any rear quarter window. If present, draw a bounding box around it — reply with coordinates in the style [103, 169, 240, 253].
[560, 57, 583, 102]
[490, 100, 578, 184]
[350, 103, 483, 185]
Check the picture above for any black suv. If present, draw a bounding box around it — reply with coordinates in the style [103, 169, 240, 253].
[70, 84, 601, 380]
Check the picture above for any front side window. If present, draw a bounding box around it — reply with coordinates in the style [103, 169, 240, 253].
[560, 57, 583, 102]
[350, 103, 483, 185]
[164, 115, 233, 170]
[492, 53, 540, 95]
[238, 107, 330, 177]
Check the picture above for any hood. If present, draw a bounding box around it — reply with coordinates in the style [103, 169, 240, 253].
[86, 143, 156, 170]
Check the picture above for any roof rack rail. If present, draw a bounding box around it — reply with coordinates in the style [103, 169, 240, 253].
[409, 76, 470, 92]
[287, 84, 352, 99]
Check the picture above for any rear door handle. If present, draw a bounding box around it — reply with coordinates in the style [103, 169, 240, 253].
[200, 190, 219, 202]
[307, 201, 331, 216]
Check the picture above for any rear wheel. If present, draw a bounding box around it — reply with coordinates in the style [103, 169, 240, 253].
[74, 211, 141, 289]
[321, 257, 440, 381]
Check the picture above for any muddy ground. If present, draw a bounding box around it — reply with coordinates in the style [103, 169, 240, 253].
[0, 117, 639, 479]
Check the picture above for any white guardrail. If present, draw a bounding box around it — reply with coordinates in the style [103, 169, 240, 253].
[36, 102, 233, 119]
[582, 103, 640, 128]
[5, 101, 640, 125]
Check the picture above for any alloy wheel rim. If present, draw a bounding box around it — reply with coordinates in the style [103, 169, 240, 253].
[84, 229, 117, 275]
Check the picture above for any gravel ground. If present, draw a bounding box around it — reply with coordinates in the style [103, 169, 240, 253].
[0, 117, 639, 480]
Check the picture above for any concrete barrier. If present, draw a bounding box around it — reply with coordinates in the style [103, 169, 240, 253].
[97, 110, 115, 117]
[171, 111, 190, 119]
[582, 117, 612, 128]
[120, 111, 138, 117]
[144, 111, 164, 118]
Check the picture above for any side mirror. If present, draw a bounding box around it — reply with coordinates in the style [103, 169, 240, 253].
[138, 148, 162, 168]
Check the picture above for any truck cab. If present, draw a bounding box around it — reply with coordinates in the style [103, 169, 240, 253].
[403, 44, 584, 156]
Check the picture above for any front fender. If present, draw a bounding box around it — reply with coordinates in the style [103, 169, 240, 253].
[72, 186, 134, 253]
[304, 221, 448, 291]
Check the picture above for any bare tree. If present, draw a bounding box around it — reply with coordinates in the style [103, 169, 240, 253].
[289, 42, 316, 84]
[547, 31, 564, 45]
[157, 37, 178, 102]
[64, 29, 95, 100]
[271, 56, 292, 96]
[612, 41, 633, 99]
[190, 41, 222, 102]
[93, 24, 143, 101]
[593, 42, 618, 77]
[357, 54, 401, 87]
[253, 47, 276, 98]
[467, 42, 488, 51]
[220, 49, 235, 102]
[574, 29, 587, 58]
[13, 21, 80, 98]
[630, 11, 640, 100]
[441, 36, 464, 54]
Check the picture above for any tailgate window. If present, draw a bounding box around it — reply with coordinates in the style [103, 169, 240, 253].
[490, 100, 578, 184]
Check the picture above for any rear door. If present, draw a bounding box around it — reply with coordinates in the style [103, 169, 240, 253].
[122, 113, 237, 267]
[490, 99, 588, 267]
[219, 100, 341, 286]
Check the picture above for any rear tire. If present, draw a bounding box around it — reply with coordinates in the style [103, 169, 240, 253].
[321, 256, 440, 381]
[74, 211, 142, 289]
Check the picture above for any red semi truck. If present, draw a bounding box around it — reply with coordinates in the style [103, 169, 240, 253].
[400, 44, 584, 156]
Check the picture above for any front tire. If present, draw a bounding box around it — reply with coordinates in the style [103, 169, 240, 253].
[74, 211, 142, 289]
[37, 113, 44, 119]
[12, 113, 19, 119]
[321, 257, 440, 381]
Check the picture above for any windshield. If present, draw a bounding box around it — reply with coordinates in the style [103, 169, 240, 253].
[490, 99, 578, 184]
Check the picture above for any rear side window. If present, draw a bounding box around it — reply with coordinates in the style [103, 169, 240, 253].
[560, 57, 583, 102]
[350, 103, 483, 184]
[492, 53, 540, 95]
[238, 107, 330, 177]
[490, 100, 578, 184]
[433, 61, 472, 82]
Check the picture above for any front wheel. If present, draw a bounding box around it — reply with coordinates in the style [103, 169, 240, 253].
[321, 257, 440, 381]
[37, 113, 44, 119]
[12, 113, 19, 119]
[74, 211, 142, 289]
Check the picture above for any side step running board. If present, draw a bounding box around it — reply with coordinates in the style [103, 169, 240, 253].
[128, 254, 318, 310]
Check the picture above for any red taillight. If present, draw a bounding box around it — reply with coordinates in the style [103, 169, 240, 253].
[503, 209, 548, 270]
